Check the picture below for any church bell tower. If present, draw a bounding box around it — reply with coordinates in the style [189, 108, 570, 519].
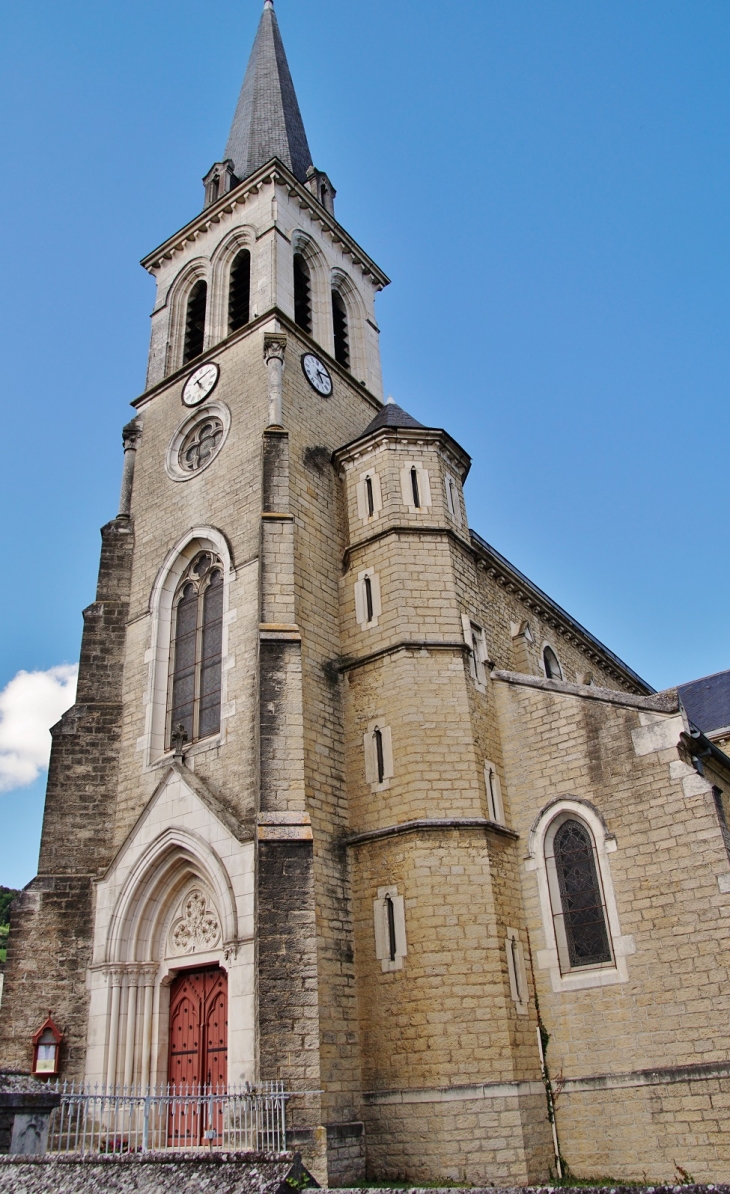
[0, 2, 390, 1180]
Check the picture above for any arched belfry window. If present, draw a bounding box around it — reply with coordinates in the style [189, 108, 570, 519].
[332, 291, 349, 368]
[228, 249, 251, 334]
[293, 253, 312, 334]
[543, 645, 563, 681]
[183, 280, 207, 364]
[546, 818, 612, 970]
[168, 552, 224, 748]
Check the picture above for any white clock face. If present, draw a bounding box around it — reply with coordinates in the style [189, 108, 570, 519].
[302, 353, 333, 397]
[182, 362, 220, 407]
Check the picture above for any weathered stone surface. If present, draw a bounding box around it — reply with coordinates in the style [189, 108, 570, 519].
[0, 1150, 314, 1193]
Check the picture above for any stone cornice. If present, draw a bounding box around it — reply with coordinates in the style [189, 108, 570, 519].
[338, 638, 469, 675]
[344, 817, 519, 847]
[131, 308, 382, 413]
[333, 425, 471, 481]
[342, 524, 472, 572]
[140, 157, 390, 290]
[471, 530, 654, 697]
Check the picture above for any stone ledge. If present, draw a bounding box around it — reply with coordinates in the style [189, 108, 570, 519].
[337, 1188, 728, 1194]
[0, 1149, 316, 1194]
[491, 670, 679, 714]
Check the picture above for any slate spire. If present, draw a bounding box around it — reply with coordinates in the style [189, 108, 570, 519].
[224, 0, 313, 185]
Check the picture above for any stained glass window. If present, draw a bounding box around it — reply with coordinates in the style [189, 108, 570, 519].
[551, 819, 612, 968]
[169, 553, 224, 748]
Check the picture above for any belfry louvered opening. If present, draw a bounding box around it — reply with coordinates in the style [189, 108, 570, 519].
[183, 281, 207, 365]
[228, 249, 251, 333]
[168, 552, 224, 748]
[332, 290, 349, 368]
[293, 253, 312, 334]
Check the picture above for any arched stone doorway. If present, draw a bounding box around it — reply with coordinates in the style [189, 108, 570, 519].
[84, 773, 255, 1093]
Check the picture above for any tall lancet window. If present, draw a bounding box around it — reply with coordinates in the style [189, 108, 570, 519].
[228, 249, 251, 334]
[332, 291, 349, 368]
[183, 280, 207, 364]
[293, 254, 312, 334]
[547, 818, 612, 970]
[168, 552, 224, 748]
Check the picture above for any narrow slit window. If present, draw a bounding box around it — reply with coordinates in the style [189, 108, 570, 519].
[293, 253, 312, 334]
[386, 896, 397, 962]
[410, 467, 421, 509]
[365, 476, 375, 518]
[364, 576, 374, 623]
[168, 552, 224, 748]
[183, 280, 207, 364]
[374, 727, 385, 784]
[549, 819, 612, 969]
[332, 290, 350, 368]
[510, 936, 523, 1001]
[228, 249, 251, 333]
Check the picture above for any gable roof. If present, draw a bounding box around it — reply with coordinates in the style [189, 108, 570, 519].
[224, 0, 313, 185]
[678, 669, 730, 736]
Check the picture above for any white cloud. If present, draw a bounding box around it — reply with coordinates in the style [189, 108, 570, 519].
[0, 666, 78, 793]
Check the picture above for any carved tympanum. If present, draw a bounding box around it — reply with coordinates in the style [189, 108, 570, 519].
[169, 889, 221, 955]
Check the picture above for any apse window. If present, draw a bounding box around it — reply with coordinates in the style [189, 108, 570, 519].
[355, 569, 382, 630]
[505, 929, 528, 1015]
[462, 615, 489, 690]
[364, 720, 394, 790]
[356, 470, 382, 523]
[543, 645, 563, 681]
[445, 474, 462, 525]
[373, 885, 407, 972]
[545, 816, 613, 973]
[484, 762, 505, 825]
[168, 551, 224, 749]
[400, 462, 431, 513]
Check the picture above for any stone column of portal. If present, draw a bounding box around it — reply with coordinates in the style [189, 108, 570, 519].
[118, 419, 143, 518]
[138, 967, 156, 1092]
[122, 970, 139, 1089]
[105, 968, 124, 1092]
[263, 333, 287, 427]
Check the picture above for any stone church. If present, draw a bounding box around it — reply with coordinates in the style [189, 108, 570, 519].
[3, 1, 730, 1185]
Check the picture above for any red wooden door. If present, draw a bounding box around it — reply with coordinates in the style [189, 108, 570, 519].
[167, 966, 228, 1145]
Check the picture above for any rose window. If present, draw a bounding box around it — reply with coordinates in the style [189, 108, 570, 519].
[179, 417, 224, 473]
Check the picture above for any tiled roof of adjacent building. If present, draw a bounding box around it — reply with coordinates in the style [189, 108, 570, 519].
[224, 0, 313, 185]
[678, 668, 730, 736]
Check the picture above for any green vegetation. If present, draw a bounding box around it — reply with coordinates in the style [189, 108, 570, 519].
[0, 887, 19, 965]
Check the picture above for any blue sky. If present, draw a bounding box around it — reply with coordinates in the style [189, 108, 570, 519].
[1, 0, 729, 888]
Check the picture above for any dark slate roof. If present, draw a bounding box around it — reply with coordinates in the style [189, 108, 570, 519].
[678, 669, 730, 735]
[361, 401, 425, 435]
[224, 0, 313, 185]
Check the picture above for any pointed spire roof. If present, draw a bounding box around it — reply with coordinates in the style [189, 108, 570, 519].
[224, 0, 313, 185]
[361, 399, 425, 435]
